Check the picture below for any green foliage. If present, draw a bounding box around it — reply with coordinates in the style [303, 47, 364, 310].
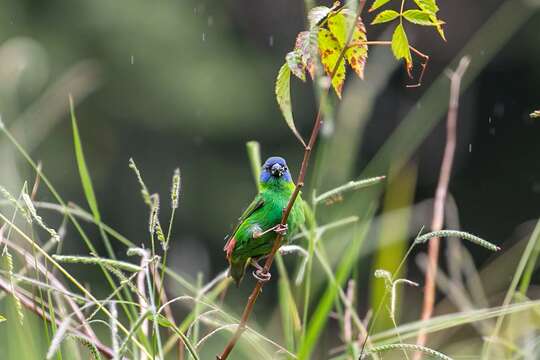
[276, 1, 369, 131]
[415, 230, 500, 252]
[402, 9, 436, 25]
[361, 343, 452, 360]
[276, 0, 446, 124]
[3, 2, 540, 360]
[69, 335, 103, 360]
[70, 96, 100, 226]
[391, 23, 412, 72]
[318, 28, 347, 97]
[371, 10, 400, 24]
[369, 0, 393, 12]
[275, 63, 305, 146]
[51, 255, 142, 272]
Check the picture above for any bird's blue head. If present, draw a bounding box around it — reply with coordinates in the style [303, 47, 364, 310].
[260, 156, 292, 183]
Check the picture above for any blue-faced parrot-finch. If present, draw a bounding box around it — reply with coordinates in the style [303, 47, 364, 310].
[223, 156, 305, 286]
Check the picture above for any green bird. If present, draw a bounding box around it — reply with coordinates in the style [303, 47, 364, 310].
[223, 156, 305, 286]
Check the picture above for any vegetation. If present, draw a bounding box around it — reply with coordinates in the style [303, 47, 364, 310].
[1, 0, 540, 360]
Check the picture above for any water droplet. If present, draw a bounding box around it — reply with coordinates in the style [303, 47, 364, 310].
[269, 36, 274, 47]
[202, 32, 206, 41]
[130, 55, 134, 65]
[318, 76, 331, 90]
[321, 119, 334, 136]
[494, 103, 505, 117]
[208, 16, 214, 26]
[469, 144, 472, 152]
[488, 117, 492, 124]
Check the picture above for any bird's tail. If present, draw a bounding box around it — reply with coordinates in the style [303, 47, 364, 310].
[228, 257, 248, 287]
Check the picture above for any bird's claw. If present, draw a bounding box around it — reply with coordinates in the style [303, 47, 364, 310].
[274, 224, 288, 236]
[253, 269, 271, 282]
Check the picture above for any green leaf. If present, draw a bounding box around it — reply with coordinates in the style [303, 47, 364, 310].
[286, 50, 306, 81]
[156, 314, 200, 360]
[326, 10, 368, 79]
[308, 6, 332, 28]
[369, 0, 393, 12]
[413, 0, 446, 39]
[275, 64, 305, 145]
[371, 9, 400, 24]
[318, 28, 346, 98]
[297, 211, 374, 359]
[391, 23, 412, 72]
[432, 15, 447, 40]
[70, 96, 116, 258]
[403, 9, 437, 25]
[70, 96, 100, 222]
[414, 0, 439, 14]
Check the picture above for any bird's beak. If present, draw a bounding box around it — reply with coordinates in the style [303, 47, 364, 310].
[271, 163, 285, 177]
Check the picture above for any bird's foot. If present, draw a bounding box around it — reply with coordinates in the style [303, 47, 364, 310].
[253, 269, 271, 282]
[250, 259, 272, 282]
[273, 224, 288, 236]
[253, 224, 288, 239]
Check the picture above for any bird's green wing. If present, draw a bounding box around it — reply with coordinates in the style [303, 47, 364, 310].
[227, 194, 264, 238]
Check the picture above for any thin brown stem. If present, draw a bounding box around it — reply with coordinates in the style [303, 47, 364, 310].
[414, 56, 470, 359]
[217, 2, 367, 359]
[348, 41, 430, 87]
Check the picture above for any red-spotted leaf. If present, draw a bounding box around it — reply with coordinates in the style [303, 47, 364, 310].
[294, 30, 317, 79]
[369, 0, 393, 12]
[371, 9, 400, 24]
[318, 28, 346, 98]
[326, 10, 368, 79]
[275, 63, 306, 145]
[286, 50, 306, 81]
[308, 6, 332, 28]
[391, 23, 412, 74]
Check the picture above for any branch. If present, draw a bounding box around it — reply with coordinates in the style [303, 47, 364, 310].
[414, 56, 470, 358]
[348, 40, 430, 87]
[216, 2, 367, 359]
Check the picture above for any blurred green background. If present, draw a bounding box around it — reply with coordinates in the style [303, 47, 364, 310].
[1, 0, 540, 358]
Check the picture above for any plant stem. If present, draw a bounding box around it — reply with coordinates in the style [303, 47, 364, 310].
[414, 56, 470, 359]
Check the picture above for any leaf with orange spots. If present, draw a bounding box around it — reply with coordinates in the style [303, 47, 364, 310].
[286, 50, 306, 81]
[326, 10, 368, 79]
[294, 30, 318, 79]
[318, 28, 346, 98]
